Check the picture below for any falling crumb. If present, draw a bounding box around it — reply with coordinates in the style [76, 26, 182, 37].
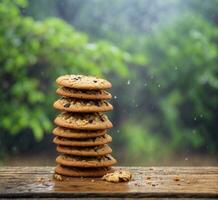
[54, 174, 63, 181]
[91, 179, 95, 182]
[146, 177, 151, 180]
[152, 184, 156, 187]
[177, 183, 181, 186]
[173, 177, 180, 182]
[149, 168, 154, 170]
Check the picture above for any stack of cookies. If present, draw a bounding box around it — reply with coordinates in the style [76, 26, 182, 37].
[53, 75, 117, 177]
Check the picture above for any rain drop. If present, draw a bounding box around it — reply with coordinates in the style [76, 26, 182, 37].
[158, 84, 161, 88]
[127, 80, 131, 85]
[194, 117, 197, 121]
[117, 130, 120, 133]
[114, 96, 117, 99]
[200, 114, 203, 118]
[144, 82, 147, 87]
[192, 129, 196, 134]
[12, 146, 17, 153]
[174, 66, 178, 70]
[185, 157, 188, 161]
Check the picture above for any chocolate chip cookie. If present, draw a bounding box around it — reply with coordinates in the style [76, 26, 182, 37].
[53, 134, 112, 147]
[53, 97, 113, 112]
[56, 87, 112, 100]
[56, 145, 112, 156]
[54, 112, 113, 130]
[56, 75, 112, 90]
[52, 127, 106, 139]
[56, 154, 117, 168]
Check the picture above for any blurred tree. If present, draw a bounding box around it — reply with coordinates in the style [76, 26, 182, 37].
[1, 0, 218, 164]
[144, 13, 218, 153]
[182, 0, 218, 25]
[0, 0, 130, 157]
[27, 0, 179, 54]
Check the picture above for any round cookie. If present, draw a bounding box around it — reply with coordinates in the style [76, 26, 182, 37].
[53, 97, 113, 113]
[55, 165, 113, 177]
[56, 154, 117, 168]
[56, 87, 112, 100]
[53, 134, 112, 147]
[56, 145, 112, 156]
[54, 112, 113, 130]
[52, 127, 106, 139]
[56, 75, 112, 90]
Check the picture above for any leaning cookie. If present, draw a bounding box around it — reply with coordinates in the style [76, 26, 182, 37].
[56, 75, 112, 90]
[53, 134, 112, 147]
[56, 87, 112, 100]
[56, 154, 117, 168]
[52, 127, 106, 139]
[54, 112, 113, 130]
[56, 145, 112, 157]
[53, 97, 113, 113]
[55, 165, 113, 177]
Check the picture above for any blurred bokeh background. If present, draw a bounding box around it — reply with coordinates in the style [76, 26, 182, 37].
[0, 0, 218, 166]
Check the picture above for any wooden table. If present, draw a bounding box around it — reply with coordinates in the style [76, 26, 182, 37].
[0, 167, 218, 199]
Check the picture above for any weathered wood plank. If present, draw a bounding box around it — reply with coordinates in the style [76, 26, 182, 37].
[0, 167, 218, 198]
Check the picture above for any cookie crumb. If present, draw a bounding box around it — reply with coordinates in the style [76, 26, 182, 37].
[102, 170, 132, 183]
[91, 179, 95, 182]
[54, 173, 63, 181]
[37, 177, 45, 183]
[173, 176, 180, 182]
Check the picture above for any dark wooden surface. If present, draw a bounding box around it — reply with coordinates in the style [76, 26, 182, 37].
[0, 166, 218, 198]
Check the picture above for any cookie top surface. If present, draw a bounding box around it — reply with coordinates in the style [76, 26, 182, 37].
[54, 112, 113, 130]
[52, 127, 106, 139]
[53, 97, 113, 113]
[53, 134, 112, 147]
[56, 154, 117, 168]
[56, 87, 112, 100]
[56, 144, 112, 156]
[56, 75, 112, 90]
[55, 165, 113, 177]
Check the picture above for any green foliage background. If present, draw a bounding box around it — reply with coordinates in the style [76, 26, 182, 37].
[0, 0, 218, 164]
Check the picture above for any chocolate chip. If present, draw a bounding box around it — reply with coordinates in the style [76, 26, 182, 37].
[100, 116, 104, 122]
[64, 103, 70, 108]
[89, 119, 93, 123]
[93, 80, 97, 83]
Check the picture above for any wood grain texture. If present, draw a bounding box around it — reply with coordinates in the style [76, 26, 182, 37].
[0, 167, 218, 198]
